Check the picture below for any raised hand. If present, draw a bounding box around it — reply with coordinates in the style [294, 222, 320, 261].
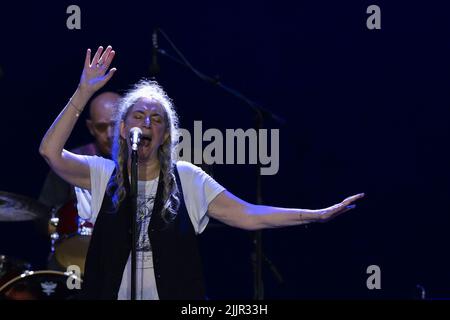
[79, 45, 117, 96]
[315, 193, 365, 223]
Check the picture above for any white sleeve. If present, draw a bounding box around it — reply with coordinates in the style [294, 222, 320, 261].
[74, 155, 115, 224]
[176, 161, 226, 234]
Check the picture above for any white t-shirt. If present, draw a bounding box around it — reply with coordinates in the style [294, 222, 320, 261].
[74, 156, 225, 300]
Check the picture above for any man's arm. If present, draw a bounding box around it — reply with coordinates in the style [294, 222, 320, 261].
[38, 170, 72, 208]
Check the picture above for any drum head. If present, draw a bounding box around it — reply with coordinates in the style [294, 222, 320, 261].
[54, 235, 91, 275]
[0, 270, 82, 300]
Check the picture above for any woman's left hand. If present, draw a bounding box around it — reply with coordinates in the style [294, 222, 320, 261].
[315, 193, 365, 223]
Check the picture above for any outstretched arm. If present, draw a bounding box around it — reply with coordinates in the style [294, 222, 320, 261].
[207, 191, 365, 230]
[39, 46, 117, 190]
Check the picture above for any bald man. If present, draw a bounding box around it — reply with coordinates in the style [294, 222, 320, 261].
[39, 91, 121, 209]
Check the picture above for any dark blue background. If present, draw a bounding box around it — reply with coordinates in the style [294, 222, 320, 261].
[1, 0, 449, 299]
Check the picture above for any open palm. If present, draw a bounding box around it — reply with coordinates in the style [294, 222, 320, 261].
[79, 45, 117, 95]
[316, 193, 365, 223]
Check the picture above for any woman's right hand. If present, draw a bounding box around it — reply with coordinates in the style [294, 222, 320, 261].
[78, 45, 117, 96]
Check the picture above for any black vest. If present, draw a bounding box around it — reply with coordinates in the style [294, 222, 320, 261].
[81, 164, 206, 300]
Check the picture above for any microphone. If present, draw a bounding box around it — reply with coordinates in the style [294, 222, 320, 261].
[150, 29, 160, 76]
[129, 127, 142, 151]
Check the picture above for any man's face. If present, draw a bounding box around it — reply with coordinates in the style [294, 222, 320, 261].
[120, 98, 169, 162]
[86, 94, 119, 157]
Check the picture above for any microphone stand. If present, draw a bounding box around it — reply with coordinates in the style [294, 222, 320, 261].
[154, 28, 286, 300]
[130, 148, 138, 300]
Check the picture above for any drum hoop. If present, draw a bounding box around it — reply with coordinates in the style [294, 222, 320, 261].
[0, 270, 83, 292]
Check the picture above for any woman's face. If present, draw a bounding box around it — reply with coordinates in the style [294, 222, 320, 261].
[120, 97, 169, 162]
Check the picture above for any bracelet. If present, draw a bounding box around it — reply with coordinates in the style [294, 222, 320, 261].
[69, 99, 82, 117]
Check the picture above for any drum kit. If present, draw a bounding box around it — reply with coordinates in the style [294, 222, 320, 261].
[0, 191, 89, 300]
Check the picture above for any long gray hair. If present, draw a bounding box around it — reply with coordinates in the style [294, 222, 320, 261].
[107, 79, 180, 223]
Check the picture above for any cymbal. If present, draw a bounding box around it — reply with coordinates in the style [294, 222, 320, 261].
[0, 191, 50, 222]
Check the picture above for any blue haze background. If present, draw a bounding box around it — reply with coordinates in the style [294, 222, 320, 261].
[0, 1, 449, 299]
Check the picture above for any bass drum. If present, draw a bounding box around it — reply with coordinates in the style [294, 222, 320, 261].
[0, 270, 82, 300]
